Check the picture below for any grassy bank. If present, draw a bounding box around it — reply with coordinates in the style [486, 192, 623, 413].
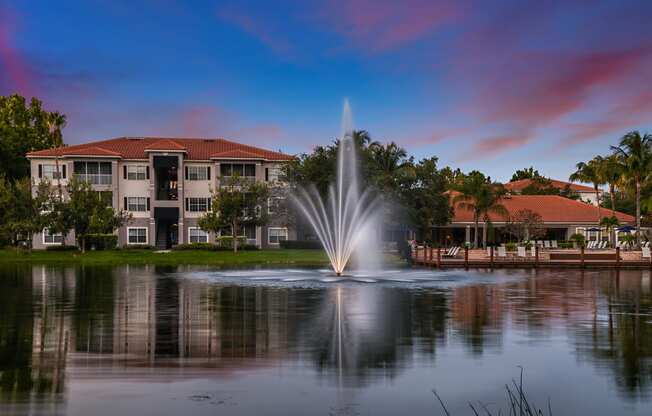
[0, 248, 330, 267]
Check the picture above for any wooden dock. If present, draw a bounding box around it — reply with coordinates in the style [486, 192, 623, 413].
[412, 246, 652, 270]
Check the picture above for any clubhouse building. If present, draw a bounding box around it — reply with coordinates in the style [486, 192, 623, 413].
[27, 137, 295, 249]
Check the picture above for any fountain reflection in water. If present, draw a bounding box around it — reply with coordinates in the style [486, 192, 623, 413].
[293, 99, 381, 275]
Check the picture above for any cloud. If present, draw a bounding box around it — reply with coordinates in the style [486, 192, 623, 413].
[216, 7, 295, 59]
[316, 0, 459, 53]
[457, 131, 535, 162]
[0, 6, 33, 95]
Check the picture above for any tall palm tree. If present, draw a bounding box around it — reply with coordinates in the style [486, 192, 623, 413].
[453, 175, 508, 248]
[595, 154, 622, 215]
[611, 131, 652, 247]
[569, 159, 604, 220]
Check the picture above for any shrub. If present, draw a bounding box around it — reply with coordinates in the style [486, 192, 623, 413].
[174, 243, 219, 251]
[45, 245, 79, 251]
[279, 240, 323, 249]
[505, 242, 517, 251]
[569, 233, 585, 244]
[84, 234, 118, 250]
[216, 235, 247, 248]
[173, 242, 259, 251]
[558, 242, 574, 249]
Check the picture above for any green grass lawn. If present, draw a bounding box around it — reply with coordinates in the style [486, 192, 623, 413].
[0, 248, 331, 267]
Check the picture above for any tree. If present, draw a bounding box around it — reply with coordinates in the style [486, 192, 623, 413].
[0, 94, 65, 180]
[611, 131, 652, 247]
[505, 209, 545, 242]
[57, 177, 130, 252]
[569, 158, 604, 220]
[594, 154, 623, 215]
[453, 172, 508, 248]
[510, 166, 543, 182]
[0, 176, 55, 249]
[600, 216, 619, 247]
[398, 157, 452, 240]
[198, 176, 269, 252]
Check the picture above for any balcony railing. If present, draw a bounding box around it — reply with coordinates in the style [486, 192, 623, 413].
[74, 173, 112, 185]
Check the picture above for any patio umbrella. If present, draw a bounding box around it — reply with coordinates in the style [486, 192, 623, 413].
[616, 225, 636, 232]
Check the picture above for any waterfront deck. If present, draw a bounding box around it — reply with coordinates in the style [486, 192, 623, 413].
[412, 247, 652, 269]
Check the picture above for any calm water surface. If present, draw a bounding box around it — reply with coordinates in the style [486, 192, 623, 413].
[1, 265, 652, 415]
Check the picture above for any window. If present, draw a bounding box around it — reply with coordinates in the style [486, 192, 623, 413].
[268, 197, 284, 214]
[220, 163, 256, 178]
[43, 229, 63, 245]
[127, 165, 147, 180]
[187, 197, 211, 212]
[189, 227, 209, 243]
[41, 164, 62, 179]
[74, 161, 112, 184]
[127, 197, 147, 212]
[187, 166, 210, 180]
[268, 228, 288, 245]
[219, 225, 256, 239]
[128, 228, 147, 244]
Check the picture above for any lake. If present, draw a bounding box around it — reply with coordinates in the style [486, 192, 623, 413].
[1, 265, 651, 415]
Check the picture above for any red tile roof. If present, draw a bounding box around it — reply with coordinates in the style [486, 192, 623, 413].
[504, 178, 595, 193]
[27, 137, 294, 161]
[452, 194, 634, 224]
[145, 139, 187, 152]
[210, 149, 264, 159]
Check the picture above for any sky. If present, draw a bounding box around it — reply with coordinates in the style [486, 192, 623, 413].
[1, 0, 652, 182]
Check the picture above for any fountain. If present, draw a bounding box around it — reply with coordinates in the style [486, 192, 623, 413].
[292, 100, 381, 276]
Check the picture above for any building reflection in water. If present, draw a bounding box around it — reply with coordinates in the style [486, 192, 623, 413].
[1, 265, 652, 411]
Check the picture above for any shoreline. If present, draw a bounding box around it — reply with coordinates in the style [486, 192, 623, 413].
[0, 248, 331, 267]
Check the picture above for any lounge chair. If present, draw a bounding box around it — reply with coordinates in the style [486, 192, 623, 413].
[443, 246, 460, 258]
[551, 240, 558, 249]
[587, 241, 596, 249]
[497, 246, 507, 258]
[517, 246, 527, 258]
[544, 240, 551, 249]
[487, 247, 492, 257]
[531, 246, 537, 257]
[643, 247, 651, 259]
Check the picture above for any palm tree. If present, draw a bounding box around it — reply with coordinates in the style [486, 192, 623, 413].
[569, 159, 604, 220]
[454, 174, 508, 248]
[611, 131, 652, 247]
[595, 154, 622, 215]
[599, 215, 619, 247]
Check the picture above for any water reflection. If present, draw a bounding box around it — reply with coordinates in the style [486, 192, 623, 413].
[0, 265, 651, 415]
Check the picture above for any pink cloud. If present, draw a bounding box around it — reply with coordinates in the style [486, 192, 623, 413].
[0, 6, 33, 95]
[467, 131, 534, 159]
[562, 90, 652, 145]
[216, 7, 295, 59]
[317, 0, 459, 53]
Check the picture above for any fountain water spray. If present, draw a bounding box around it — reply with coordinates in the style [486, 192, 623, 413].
[292, 100, 380, 276]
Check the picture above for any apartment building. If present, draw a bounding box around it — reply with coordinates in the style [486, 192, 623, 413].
[26, 137, 295, 249]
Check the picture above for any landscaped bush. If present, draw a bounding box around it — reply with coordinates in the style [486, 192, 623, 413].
[216, 235, 247, 248]
[174, 243, 219, 250]
[45, 245, 79, 251]
[279, 240, 323, 249]
[505, 242, 517, 251]
[569, 233, 585, 246]
[558, 241, 574, 249]
[173, 242, 259, 251]
[84, 234, 118, 250]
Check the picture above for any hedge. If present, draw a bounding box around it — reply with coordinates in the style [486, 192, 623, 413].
[279, 240, 323, 249]
[173, 243, 259, 251]
[45, 245, 79, 251]
[84, 234, 118, 250]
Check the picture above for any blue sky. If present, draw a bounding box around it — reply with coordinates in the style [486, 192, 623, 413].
[2, 0, 652, 181]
